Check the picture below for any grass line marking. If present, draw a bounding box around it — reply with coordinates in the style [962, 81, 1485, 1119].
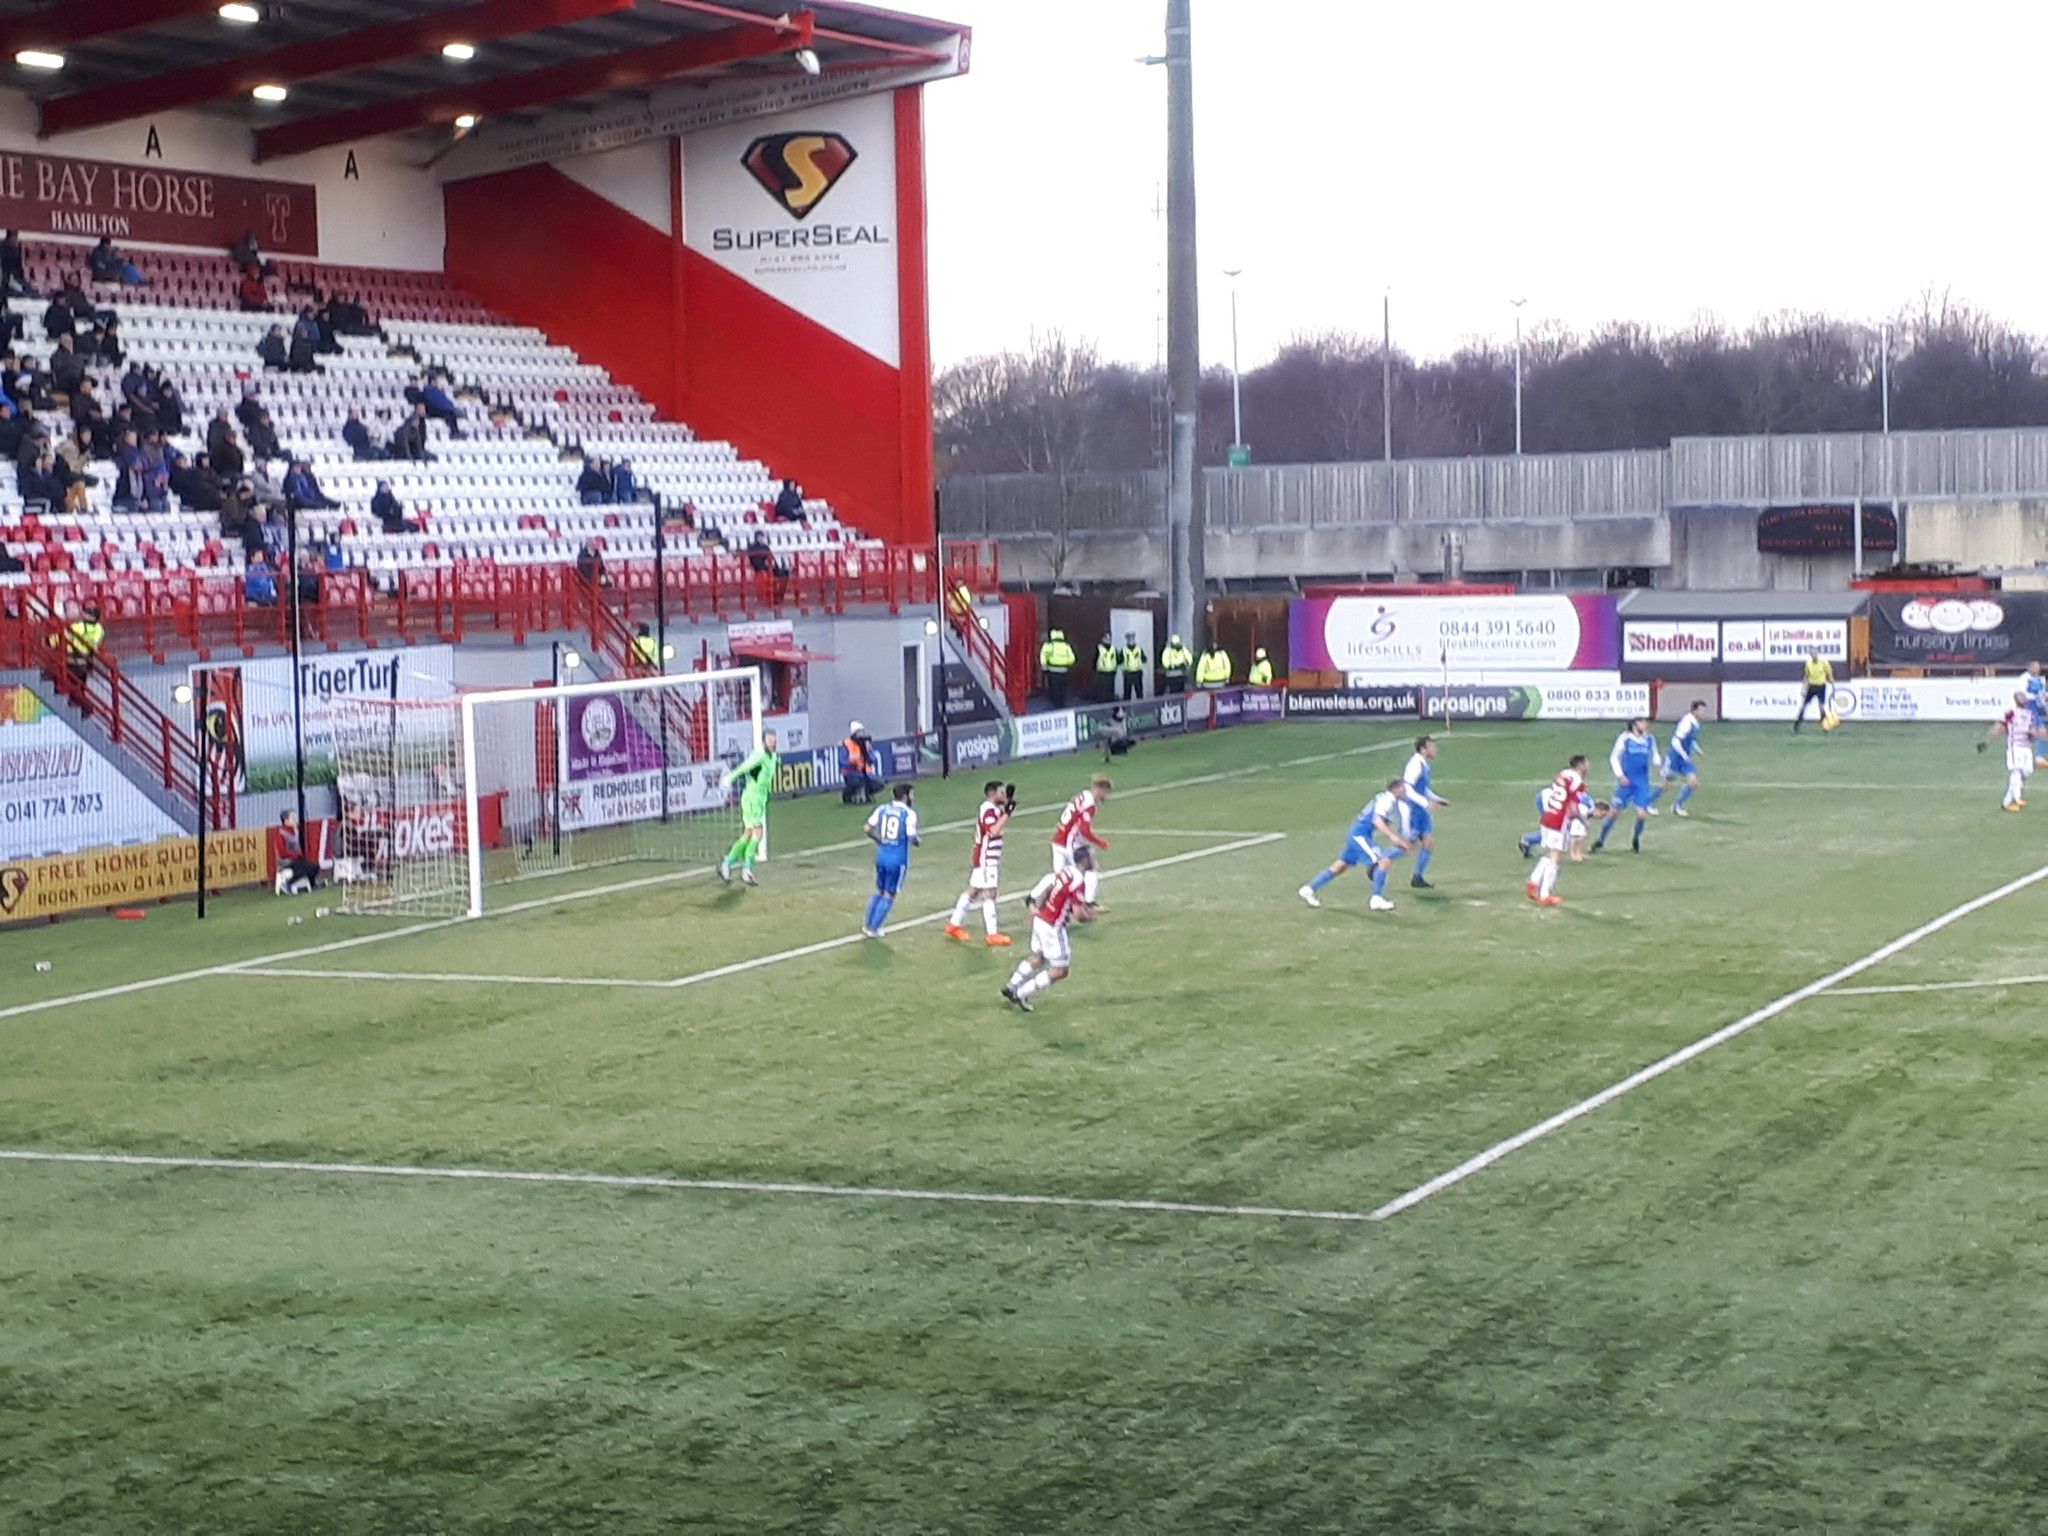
[1821, 974, 2048, 998]
[0, 1149, 1370, 1225]
[1368, 859, 2048, 1222]
[219, 835, 1288, 992]
[4, 732, 1421, 1024]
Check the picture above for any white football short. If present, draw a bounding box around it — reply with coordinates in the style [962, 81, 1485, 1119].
[1031, 916, 1072, 969]
[1540, 826, 1567, 853]
[969, 862, 1000, 892]
[1050, 842, 1076, 874]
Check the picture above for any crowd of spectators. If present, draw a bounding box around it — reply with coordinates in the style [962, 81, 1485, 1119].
[576, 455, 640, 505]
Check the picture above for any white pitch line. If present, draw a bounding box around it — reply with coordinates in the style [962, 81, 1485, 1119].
[0, 1149, 1369, 1225]
[1, 733, 1420, 1025]
[1368, 858, 2048, 1222]
[219, 834, 1288, 993]
[1821, 974, 2048, 998]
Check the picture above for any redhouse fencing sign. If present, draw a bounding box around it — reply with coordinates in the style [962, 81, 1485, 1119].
[0, 151, 319, 255]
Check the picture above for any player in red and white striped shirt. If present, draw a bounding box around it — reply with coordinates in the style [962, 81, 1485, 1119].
[946, 779, 1016, 946]
[1526, 755, 1600, 907]
[1986, 692, 2039, 810]
[1002, 859, 1092, 1011]
[1051, 774, 1113, 905]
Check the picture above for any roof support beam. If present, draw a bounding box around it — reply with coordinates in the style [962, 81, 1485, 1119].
[39, 0, 640, 138]
[252, 11, 815, 163]
[0, 0, 221, 57]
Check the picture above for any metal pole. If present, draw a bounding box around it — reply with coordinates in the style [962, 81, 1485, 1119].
[1223, 268, 1243, 452]
[1852, 493, 1864, 579]
[1512, 298, 1527, 455]
[550, 642, 563, 858]
[285, 504, 307, 831]
[1163, 0, 1204, 650]
[934, 533, 951, 779]
[194, 700, 208, 920]
[1381, 288, 1392, 461]
[1880, 322, 1891, 435]
[653, 495, 671, 824]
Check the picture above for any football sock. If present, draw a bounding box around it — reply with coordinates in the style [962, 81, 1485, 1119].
[874, 893, 896, 928]
[1082, 870, 1100, 904]
[1676, 784, 1695, 809]
[1594, 816, 1615, 848]
[1415, 847, 1433, 879]
[1308, 868, 1338, 892]
[981, 899, 999, 936]
[1018, 970, 1053, 998]
[1538, 861, 1558, 897]
[950, 894, 972, 928]
[723, 835, 748, 868]
[1631, 818, 1644, 851]
[2008, 771, 2024, 805]
[1371, 866, 1389, 898]
[1647, 784, 1666, 806]
[742, 837, 758, 871]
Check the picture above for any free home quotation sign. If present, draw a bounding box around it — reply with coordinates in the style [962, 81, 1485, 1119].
[1291, 595, 1618, 677]
[684, 94, 900, 366]
[0, 150, 318, 254]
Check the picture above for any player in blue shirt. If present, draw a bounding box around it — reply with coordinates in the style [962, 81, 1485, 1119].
[1663, 700, 1706, 816]
[1298, 778, 1413, 913]
[861, 783, 920, 938]
[2021, 662, 2046, 741]
[1400, 735, 1450, 889]
[1593, 718, 1660, 854]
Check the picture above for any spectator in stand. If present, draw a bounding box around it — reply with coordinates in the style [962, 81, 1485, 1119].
[574, 538, 608, 589]
[47, 332, 84, 399]
[221, 479, 265, 556]
[412, 374, 463, 436]
[0, 229, 34, 297]
[261, 505, 290, 562]
[288, 306, 322, 373]
[88, 236, 147, 287]
[746, 529, 788, 599]
[274, 810, 320, 895]
[343, 409, 380, 461]
[577, 457, 612, 505]
[297, 547, 326, 602]
[371, 479, 416, 534]
[94, 317, 123, 366]
[15, 446, 59, 508]
[331, 292, 376, 336]
[311, 299, 342, 355]
[207, 413, 246, 478]
[58, 273, 103, 327]
[389, 402, 432, 462]
[257, 324, 289, 371]
[0, 401, 22, 462]
[152, 370, 185, 435]
[235, 384, 264, 434]
[244, 551, 278, 607]
[170, 449, 222, 513]
[54, 421, 90, 482]
[139, 431, 170, 512]
[237, 267, 270, 312]
[119, 363, 156, 433]
[611, 457, 638, 504]
[773, 478, 805, 521]
[247, 410, 283, 464]
[282, 458, 337, 510]
[11, 354, 50, 411]
[0, 306, 20, 352]
[41, 292, 74, 340]
[70, 378, 109, 455]
[230, 230, 275, 277]
[110, 428, 144, 511]
[250, 457, 289, 513]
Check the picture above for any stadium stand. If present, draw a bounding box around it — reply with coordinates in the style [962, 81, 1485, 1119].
[0, 237, 931, 667]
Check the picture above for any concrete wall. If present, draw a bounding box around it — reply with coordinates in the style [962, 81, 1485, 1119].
[1901, 499, 2048, 570]
[1664, 505, 1858, 592]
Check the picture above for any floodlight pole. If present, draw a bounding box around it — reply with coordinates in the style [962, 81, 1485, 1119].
[285, 503, 308, 831]
[1511, 298, 1528, 455]
[1382, 288, 1393, 461]
[1223, 267, 1244, 454]
[193, 695, 209, 921]
[653, 494, 671, 824]
[1162, 0, 1204, 650]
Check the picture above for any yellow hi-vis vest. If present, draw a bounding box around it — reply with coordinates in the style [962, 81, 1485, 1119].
[1039, 637, 1075, 673]
[65, 619, 105, 658]
[1248, 656, 1274, 686]
[1095, 642, 1117, 674]
[1196, 649, 1231, 687]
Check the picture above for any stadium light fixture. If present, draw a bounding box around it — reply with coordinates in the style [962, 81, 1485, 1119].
[15, 50, 65, 71]
[442, 41, 478, 61]
[922, 618, 940, 637]
[662, 643, 676, 662]
[560, 649, 582, 672]
[252, 83, 288, 103]
[171, 683, 195, 706]
[219, 3, 262, 24]
[454, 113, 479, 130]
[794, 47, 821, 76]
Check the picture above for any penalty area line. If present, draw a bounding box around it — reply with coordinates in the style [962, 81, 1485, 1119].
[1368, 859, 2048, 1222]
[0, 1149, 1369, 1226]
[227, 834, 1289, 992]
[1820, 973, 2048, 998]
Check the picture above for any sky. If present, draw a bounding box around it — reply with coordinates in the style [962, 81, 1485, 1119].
[920, 0, 2048, 373]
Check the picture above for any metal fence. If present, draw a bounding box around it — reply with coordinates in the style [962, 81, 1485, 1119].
[941, 427, 2048, 537]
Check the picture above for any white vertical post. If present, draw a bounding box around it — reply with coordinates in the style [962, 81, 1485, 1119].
[1511, 298, 1528, 455]
[1852, 494, 1864, 579]
[460, 694, 484, 920]
[748, 664, 766, 859]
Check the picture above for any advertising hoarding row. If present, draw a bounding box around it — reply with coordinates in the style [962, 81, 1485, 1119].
[1, 684, 181, 861]
[1721, 677, 2024, 723]
[1620, 618, 1848, 678]
[1293, 594, 1620, 677]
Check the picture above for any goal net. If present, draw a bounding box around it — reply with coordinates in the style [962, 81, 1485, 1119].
[330, 666, 762, 918]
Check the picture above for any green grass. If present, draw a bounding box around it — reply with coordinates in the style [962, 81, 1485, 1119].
[5, 720, 2048, 1533]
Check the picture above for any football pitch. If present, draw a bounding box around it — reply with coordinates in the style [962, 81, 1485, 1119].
[4, 720, 2046, 1533]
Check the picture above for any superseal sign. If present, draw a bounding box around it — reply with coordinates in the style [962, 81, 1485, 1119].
[1290, 595, 1618, 676]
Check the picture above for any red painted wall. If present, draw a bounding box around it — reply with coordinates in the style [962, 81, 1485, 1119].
[441, 128, 934, 547]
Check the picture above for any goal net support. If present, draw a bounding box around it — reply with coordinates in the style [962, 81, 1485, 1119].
[330, 666, 762, 919]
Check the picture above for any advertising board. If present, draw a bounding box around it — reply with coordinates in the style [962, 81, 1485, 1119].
[1419, 680, 1651, 721]
[1868, 595, 2048, 669]
[1283, 686, 1421, 720]
[0, 828, 267, 923]
[1722, 677, 2020, 723]
[1292, 594, 1618, 676]
[0, 684, 181, 860]
[1010, 710, 1078, 759]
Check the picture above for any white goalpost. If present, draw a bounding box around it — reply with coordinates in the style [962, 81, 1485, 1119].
[330, 666, 763, 919]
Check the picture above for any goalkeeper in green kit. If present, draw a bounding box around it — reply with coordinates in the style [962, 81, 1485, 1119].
[718, 728, 779, 886]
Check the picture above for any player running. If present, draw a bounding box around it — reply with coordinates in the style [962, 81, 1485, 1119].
[1592, 718, 1660, 854]
[1002, 861, 1091, 1012]
[717, 727, 779, 886]
[1983, 691, 2038, 811]
[1298, 778, 1412, 912]
[1051, 774, 1112, 907]
[945, 779, 1016, 946]
[1400, 735, 1450, 889]
[1527, 755, 1598, 906]
[2021, 662, 2047, 760]
[1663, 701, 1706, 816]
[861, 783, 920, 936]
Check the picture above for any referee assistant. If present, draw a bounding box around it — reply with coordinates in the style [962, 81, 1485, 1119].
[1793, 652, 1833, 733]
